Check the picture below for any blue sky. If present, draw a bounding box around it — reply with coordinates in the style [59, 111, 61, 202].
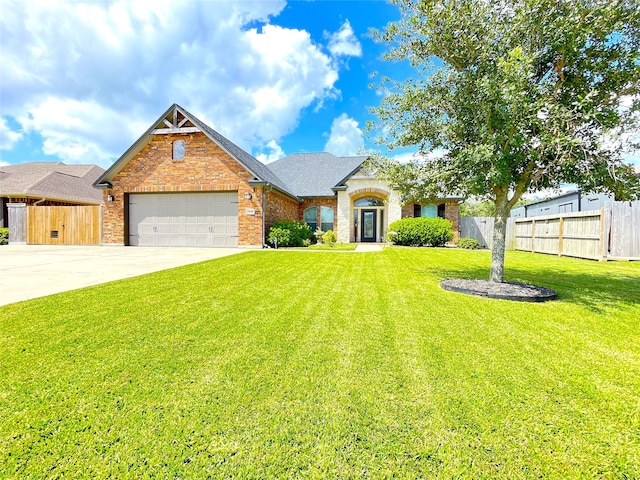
[1, 0, 637, 174]
[0, 0, 413, 168]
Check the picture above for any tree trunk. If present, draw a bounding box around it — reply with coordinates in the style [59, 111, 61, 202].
[490, 198, 511, 283]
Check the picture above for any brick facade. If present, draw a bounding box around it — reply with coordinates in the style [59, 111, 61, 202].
[99, 131, 461, 247]
[102, 132, 266, 246]
[265, 190, 300, 234]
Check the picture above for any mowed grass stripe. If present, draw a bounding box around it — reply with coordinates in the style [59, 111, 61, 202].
[1, 248, 639, 478]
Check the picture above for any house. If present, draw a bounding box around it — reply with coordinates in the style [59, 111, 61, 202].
[510, 190, 613, 218]
[0, 162, 104, 228]
[94, 104, 462, 247]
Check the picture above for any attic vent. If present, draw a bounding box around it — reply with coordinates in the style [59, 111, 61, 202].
[51, 230, 59, 239]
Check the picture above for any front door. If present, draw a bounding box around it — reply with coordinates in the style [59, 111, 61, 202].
[361, 209, 377, 242]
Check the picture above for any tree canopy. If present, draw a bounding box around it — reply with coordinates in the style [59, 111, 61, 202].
[369, 0, 640, 282]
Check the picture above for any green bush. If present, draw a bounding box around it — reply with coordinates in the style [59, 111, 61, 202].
[267, 221, 313, 247]
[0, 228, 8, 245]
[322, 230, 337, 246]
[456, 237, 481, 249]
[386, 217, 453, 247]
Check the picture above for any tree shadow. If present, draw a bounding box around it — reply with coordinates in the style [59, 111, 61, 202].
[414, 263, 640, 313]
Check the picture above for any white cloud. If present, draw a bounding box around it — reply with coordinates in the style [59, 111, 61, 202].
[255, 140, 285, 164]
[391, 148, 447, 164]
[324, 113, 363, 156]
[327, 20, 362, 57]
[17, 97, 144, 166]
[0, 117, 23, 150]
[0, 0, 343, 165]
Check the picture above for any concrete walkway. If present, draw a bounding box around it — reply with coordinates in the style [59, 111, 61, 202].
[354, 244, 384, 252]
[0, 245, 244, 307]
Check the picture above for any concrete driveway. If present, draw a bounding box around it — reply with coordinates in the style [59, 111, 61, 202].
[0, 245, 245, 307]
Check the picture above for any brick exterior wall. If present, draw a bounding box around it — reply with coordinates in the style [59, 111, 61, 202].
[401, 200, 460, 241]
[102, 132, 266, 246]
[442, 200, 460, 241]
[265, 190, 300, 235]
[299, 197, 338, 234]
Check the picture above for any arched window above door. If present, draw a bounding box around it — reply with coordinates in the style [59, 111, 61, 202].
[354, 197, 385, 207]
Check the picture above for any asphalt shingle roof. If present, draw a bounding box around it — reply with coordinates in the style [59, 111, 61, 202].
[268, 153, 367, 197]
[0, 163, 105, 204]
[179, 106, 295, 198]
[94, 104, 299, 200]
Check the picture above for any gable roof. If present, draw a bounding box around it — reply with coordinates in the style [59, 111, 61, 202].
[0, 162, 105, 204]
[93, 104, 298, 200]
[268, 152, 367, 197]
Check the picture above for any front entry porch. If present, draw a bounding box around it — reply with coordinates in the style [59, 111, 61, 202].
[352, 197, 385, 243]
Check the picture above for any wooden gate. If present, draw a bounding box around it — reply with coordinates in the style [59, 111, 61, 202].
[27, 205, 101, 245]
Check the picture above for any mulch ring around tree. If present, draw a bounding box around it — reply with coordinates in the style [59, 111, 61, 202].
[441, 279, 557, 302]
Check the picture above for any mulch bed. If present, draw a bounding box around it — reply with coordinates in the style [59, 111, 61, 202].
[440, 279, 557, 302]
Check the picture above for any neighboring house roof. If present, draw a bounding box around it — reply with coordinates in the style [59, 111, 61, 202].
[0, 162, 105, 204]
[93, 104, 299, 201]
[268, 152, 367, 197]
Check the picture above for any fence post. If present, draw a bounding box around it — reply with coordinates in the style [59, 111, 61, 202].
[558, 216, 564, 256]
[531, 219, 536, 253]
[600, 204, 611, 261]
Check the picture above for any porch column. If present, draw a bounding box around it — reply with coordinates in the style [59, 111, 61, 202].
[336, 191, 350, 243]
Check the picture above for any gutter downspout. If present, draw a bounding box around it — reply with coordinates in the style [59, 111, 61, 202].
[33, 197, 46, 206]
[262, 188, 267, 248]
[262, 184, 273, 248]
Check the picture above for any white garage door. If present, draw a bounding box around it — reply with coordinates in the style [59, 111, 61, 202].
[129, 192, 238, 247]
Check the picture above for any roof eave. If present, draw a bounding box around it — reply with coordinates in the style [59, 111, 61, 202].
[332, 157, 369, 189]
[2, 193, 101, 205]
[249, 179, 302, 203]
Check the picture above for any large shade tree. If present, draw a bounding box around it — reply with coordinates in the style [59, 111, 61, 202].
[369, 0, 640, 282]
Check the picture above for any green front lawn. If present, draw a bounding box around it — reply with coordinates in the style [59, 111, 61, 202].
[307, 242, 357, 250]
[1, 248, 639, 478]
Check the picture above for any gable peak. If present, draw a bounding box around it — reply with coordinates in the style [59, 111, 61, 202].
[152, 105, 202, 135]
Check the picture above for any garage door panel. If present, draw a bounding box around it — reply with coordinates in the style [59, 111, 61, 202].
[129, 192, 238, 247]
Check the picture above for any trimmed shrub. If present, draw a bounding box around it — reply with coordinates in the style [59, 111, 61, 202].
[267, 220, 313, 247]
[0, 228, 8, 245]
[322, 230, 337, 246]
[387, 217, 453, 247]
[456, 237, 481, 249]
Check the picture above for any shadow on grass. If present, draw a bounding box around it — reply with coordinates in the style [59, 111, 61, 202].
[414, 263, 640, 312]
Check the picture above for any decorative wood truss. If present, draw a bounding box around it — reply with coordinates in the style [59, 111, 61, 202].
[152, 108, 201, 134]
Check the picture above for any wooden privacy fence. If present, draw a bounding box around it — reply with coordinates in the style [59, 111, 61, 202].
[608, 200, 640, 259]
[460, 201, 640, 261]
[512, 210, 606, 260]
[459, 216, 514, 250]
[27, 205, 101, 245]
